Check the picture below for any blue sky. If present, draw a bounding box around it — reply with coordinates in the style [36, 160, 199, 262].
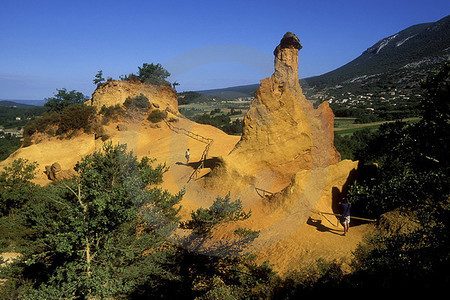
[1, 0, 449, 100]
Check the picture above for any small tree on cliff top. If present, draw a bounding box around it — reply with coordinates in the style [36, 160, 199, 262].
[44, 88, 89, 112]
[138, 62, 171, 85]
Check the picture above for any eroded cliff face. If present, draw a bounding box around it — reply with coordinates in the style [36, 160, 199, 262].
[211, 32, 340, 187]
[90, 80, 179, 114]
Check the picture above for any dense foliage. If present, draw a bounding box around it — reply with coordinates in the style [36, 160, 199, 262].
[0, 135, 22, 161]
[0, 102, 46, 129]
[0, 102, 46, 158]
[99, 104, 125, 125]
[334, 128, 375, 160]
[0, 144, 277, 298]
[194, 113, 243, 135]
[120, 62, 172, 86]
[0, 143, 181, 298]
[18, 88, 96, 145]
[23, 103, 96, 143]
[147, 109, 167, 123]
[44, 88, 89, 112]
[123, 94, 151, 111]
[177, 91, 213, 105]
[341, 62, 450, 288]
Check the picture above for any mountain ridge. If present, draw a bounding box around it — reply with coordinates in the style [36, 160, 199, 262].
[194, 15, 450, 101]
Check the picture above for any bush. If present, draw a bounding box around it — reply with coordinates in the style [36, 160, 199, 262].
[138, 63, 171, 86]
[57, 103, 96, 135]
[44, 88, 89, 112]
[99, 104, 125, 124]
[23, 103, 96, 140]
[120, 63, 172, 86]
[123, 94, 151, 111]
[147, 109, 167, 123]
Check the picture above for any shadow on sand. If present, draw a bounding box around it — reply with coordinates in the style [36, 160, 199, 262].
[307, 217, 343, 236]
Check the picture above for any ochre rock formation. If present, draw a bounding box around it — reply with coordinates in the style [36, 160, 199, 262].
[89, 80, 179, 114]
[208, 32, 340, 188]
[44, 162, 76, 181]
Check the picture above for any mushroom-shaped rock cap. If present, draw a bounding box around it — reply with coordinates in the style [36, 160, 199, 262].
[274, 32, 303, 56]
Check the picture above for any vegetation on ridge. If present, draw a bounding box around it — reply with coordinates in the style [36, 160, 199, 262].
[22, 89, 96, 145]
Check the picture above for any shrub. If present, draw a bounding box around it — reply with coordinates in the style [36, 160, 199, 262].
[99, 104, 125, 124]
[44, 88, 89, 112]
[123, 94, 151, 111]
[56, 103, 96, 135]
[138, 63, 171, 86]
[23, 103, 96, 140]
[147, 109, 167, 123]
[120, 63, 172, 86]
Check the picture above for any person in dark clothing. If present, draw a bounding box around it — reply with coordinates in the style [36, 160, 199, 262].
[339, 199, 351, 236]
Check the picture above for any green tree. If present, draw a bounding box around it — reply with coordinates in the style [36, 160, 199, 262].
[137, 63, 171, 86]
[0, 135, 22, 161]
[0, 158, 38, 217]
[1, 143, 183, 298]
[93, 70, 105, 86]
[123, 94, 151, 111]
[44, 88, 89, 112]
[147, 109, 167, 123]
[164, 195, 275, 299]
[344, 62, 450, 289]
[23, 103, 96, 140]
[348, 63, 450, 218]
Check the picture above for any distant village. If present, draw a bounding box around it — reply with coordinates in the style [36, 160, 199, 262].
[307, 86, 422, 112]
[327, 89, 421, 105]
[0, 127, 24, 138]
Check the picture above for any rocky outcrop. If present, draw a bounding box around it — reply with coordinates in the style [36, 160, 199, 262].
[272, 32, 303, 94]
[89, 80, 179, 115]
[44, 162, 76, 181]
[210, 32, 340, 186]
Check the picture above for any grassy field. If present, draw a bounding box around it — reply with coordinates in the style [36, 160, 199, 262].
[334, 117, 421, 135]
[179, 101, 250, 120]
[179, 101, 421, 136]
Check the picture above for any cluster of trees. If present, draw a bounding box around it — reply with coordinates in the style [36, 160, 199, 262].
[22, 89, 95, 145]
[331, 63, 450, 288]
[0, 102, 46, 159]
[0, 143, 276, 298]
[330, 96, 421, 123]
[194, 113, 243, 135]
[117, 63, 174, 87]
[0, 135, 22, 161]
[0, 102, 46, 130]
[95, 62, 178, 88]
[177, 92, 214, 105]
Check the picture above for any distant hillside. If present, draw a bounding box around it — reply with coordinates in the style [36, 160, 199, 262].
[196, 84, 259, 100]
[0, 101, 47, 130]
[0, 100, 38, 109]
[0, 99, 46, 106]
[195, 15, 450, 106]
[305, 15, 450, 90]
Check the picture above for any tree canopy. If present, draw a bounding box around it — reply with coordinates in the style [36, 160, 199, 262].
[44, 88, 89, 112]
[120, 62, 172, 86]
[0, 143, 183, 298]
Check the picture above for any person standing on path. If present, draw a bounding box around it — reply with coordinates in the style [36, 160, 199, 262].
[185, 148, 190, 164]
[339, 199, 351, 236]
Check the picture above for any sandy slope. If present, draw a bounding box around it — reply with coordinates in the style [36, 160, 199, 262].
[0, 116, 371, 275]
